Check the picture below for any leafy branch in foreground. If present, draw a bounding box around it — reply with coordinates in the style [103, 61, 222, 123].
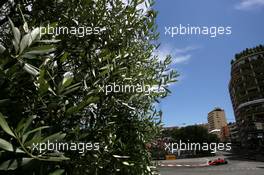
[0, 17, 68, 172]
[0, 113, 68, 170]
[0, 0, 178, 174]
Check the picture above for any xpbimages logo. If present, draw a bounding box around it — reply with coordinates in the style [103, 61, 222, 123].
[98, 82, 165, 95]
[165, 140, 232, 153]
[39, 24, 106, 37]
[32, 141, 100, 154]
[165, 24, 232, 38]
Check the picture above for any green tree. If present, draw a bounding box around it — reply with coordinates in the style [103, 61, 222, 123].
[164, 125, 219, 143]
[162, 125, 219, 156]
[0, 0, 177, 174]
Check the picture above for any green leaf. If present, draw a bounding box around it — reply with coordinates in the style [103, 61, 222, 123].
[8, 18, 21, 49]
[23, 22, 29, 33]
[16, 117, 26, 132]
[30, 27, 41, 41]
[20, 33, 31, 53]
[21, 157, 34, 166]
[22, 115, 34, 134]
[22, 126, 50, 143]
[28, 45, 54, 52]
[62, 73, 74, 88]
[0, 159, 18, 170]
[36, 39, 60, 43]
[113, 155, 130, 159]
[23, 63, 39, 76]
[122, 161, 134, 166]
[41, 132, 66, 143]
[0, 138, 24, 153]
[122, 161, 130, 166]
[65, 96, 99, 116]
[61, 83, 81, 95]
[12, 39, 19, 53]
[0, 44, 6, 54]
[18, 4, 28, 33]
[37, 69, 50, 94]
[0, 113, 15, 137]
[100, 64, 112, 70]
[43, 155, 69, 162]
[24, 130, 43, 147]
[25, 46, 56, 55]
[0, 158, 33, 170]
[60, 52, 69, 62]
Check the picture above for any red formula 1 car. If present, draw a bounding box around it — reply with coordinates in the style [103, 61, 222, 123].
[208, 158, 228, 166]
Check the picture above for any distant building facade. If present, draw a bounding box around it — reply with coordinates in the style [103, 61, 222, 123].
[229, 45, 264, 149]
[221, 125, 230, 142]
[228, 122, 240, 144]
[208, 107, 228, 140]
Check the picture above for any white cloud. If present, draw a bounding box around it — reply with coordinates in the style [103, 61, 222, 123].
[173, 54, 192, 64]
[235, 0, 264, 10]
[155, 45, 199, 65]
[174, 46, 199, 54]
[154, 45, 197, 85]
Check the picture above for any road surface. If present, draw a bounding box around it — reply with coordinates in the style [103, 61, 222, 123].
[158, 155, 264, 175]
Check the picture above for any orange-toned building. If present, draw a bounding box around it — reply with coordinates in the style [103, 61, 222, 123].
[221, 125, 230, 142]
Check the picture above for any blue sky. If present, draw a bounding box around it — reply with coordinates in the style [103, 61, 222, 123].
[152, 0, 264, 126]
